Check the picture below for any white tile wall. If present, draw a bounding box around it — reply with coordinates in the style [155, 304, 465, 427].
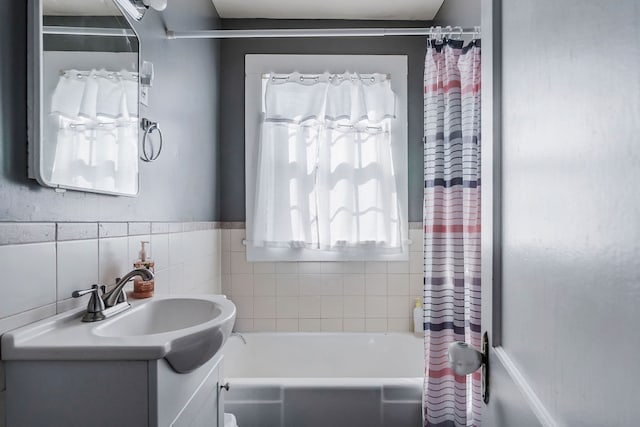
[0, 224, 222, 332]
[183, 230, 214, 293]
[56, 239, 99, 311]
[344, 318, 365, 332]
[150, 233, 169, 269]
[222, 227, 424, 333]
[0, 243, 57, 318]
[153, 268, 170, 295]
[99, 237, 130, 288]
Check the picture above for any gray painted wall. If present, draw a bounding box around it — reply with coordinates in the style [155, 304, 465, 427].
[0, 0, 221, 222]
[218, 20, 432, 222]
[500, 0, 640, 425]
[1, 1, 480, 223]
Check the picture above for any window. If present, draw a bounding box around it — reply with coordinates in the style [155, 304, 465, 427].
[245, 55, 408, 261]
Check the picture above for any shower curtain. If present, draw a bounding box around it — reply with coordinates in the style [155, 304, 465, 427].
[423, 39, 481, 427]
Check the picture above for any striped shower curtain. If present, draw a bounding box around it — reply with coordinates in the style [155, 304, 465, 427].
[423, 39, 482, 427]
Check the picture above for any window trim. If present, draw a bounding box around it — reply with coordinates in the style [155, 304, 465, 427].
[245, 54, 409, 262]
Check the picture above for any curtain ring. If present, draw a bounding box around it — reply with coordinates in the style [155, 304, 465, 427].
[434, 26, 443, 44]
[140, 118, 163, 162]
[453, 26, 463, 40]
[444, 25, 452, 41]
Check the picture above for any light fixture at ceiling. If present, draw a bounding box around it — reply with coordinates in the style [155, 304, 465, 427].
[114, 0, 167, 21]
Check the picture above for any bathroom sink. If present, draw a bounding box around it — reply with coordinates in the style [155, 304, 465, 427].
[94, 298, 224, 337]
[1, 294, 236, 373]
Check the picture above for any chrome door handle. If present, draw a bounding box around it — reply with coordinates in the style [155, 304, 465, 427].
[448, 332, 490, 404]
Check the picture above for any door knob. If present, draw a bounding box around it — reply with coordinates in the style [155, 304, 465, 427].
[447, 332, 490, 404]
[448, 341, 484, 375]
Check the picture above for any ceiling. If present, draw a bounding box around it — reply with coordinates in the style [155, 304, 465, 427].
[211, 0, 445, 21]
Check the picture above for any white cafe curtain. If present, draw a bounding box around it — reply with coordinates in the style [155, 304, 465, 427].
[252, 71, 402, 253]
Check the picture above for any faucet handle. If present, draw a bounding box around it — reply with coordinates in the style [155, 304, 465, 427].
[72, 284, 101, 298]
[72, 285, 106, 322]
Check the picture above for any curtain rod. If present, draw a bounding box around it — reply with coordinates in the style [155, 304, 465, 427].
[43, 26, 135, 37]
[166, 27, 480, 40]
[261, 72, 392, 80]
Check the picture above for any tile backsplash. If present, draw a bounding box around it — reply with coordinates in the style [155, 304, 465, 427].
[221, 225, 424, 333]
[0, 221, 425, 337]
[0, 221, 222, 337]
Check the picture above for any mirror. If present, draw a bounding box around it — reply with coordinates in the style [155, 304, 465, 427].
[29, 0, 140, 196]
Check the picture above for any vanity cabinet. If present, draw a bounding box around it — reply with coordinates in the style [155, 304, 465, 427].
[4, 354, 224, 427]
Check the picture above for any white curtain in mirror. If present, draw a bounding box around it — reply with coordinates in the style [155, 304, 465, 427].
[49, 69, 138, 194]
[252, 72, 402, 253]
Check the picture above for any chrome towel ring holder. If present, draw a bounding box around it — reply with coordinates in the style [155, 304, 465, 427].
[140, 118, 163, 162]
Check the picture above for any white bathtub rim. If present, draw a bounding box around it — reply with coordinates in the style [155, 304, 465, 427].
[224, 377, 423, 387]
[228, 331, 423, 338]
[224, 331, 424, 378]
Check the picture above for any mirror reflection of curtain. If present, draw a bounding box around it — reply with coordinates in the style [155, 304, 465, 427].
[252, 72, 402, 253]
[49, 69, 138, 193]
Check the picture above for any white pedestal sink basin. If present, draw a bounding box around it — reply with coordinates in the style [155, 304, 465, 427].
[1, 294, 236, 373]
[94, 298, 225, 337]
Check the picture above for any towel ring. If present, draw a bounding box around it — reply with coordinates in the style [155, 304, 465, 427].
[140, 118, 162, 162]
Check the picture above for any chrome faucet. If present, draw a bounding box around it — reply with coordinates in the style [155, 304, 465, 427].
[102, 268, 154, 307]
[72, 268, 154, 322]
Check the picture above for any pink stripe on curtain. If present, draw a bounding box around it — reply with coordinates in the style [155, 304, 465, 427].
[423, 39, 482, 427]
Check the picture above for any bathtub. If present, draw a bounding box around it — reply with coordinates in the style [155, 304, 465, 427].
[222, 332, 424, 427]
